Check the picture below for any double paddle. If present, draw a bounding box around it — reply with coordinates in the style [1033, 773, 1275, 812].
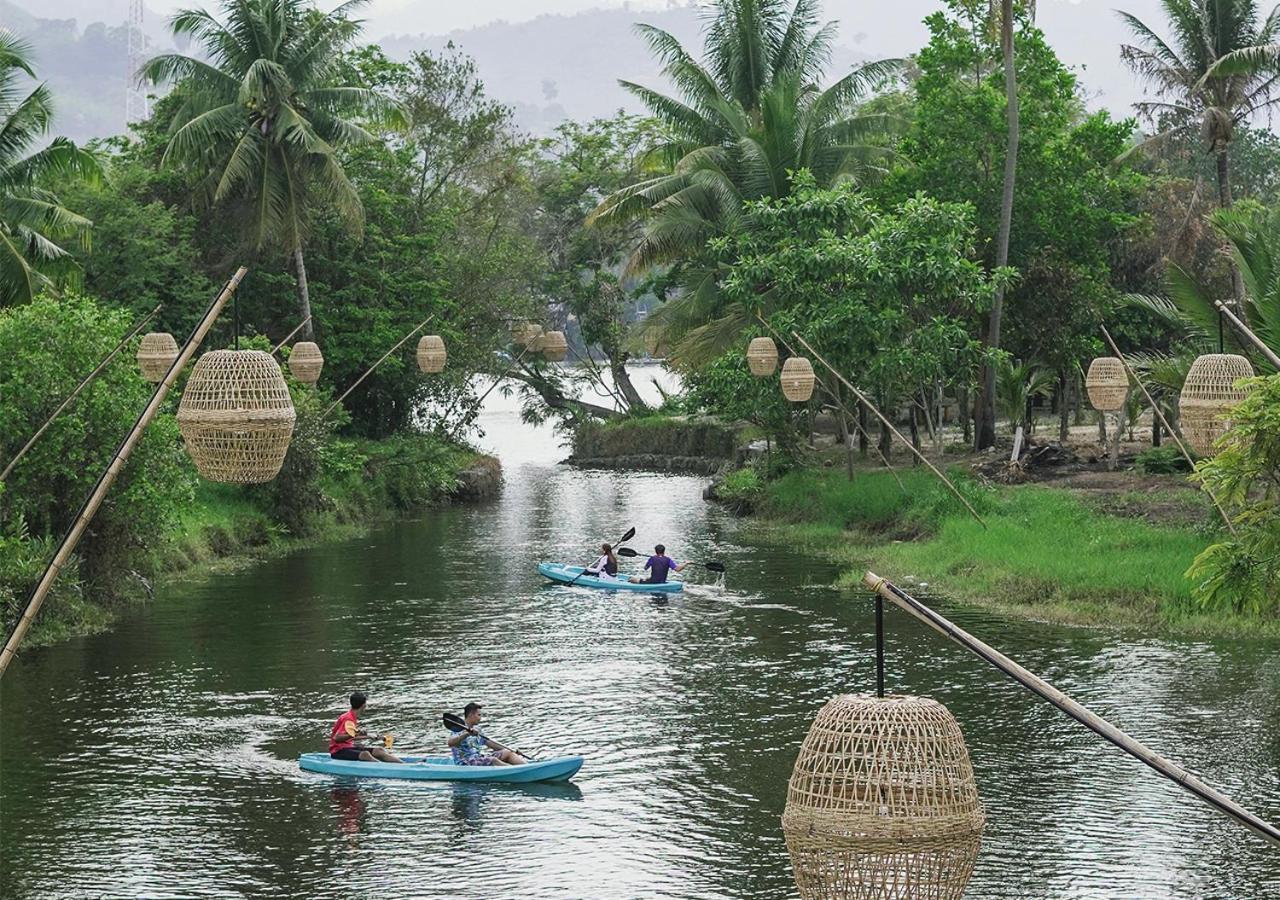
[568, 526, 635, 586]
[442, 712, 532, 760]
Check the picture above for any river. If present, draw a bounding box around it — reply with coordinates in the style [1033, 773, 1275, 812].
[2, 365, 1279, 898]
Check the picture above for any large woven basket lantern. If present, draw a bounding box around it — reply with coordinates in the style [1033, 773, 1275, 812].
[1085, 357, 1129, 413]
[747, 336, 779, 377]
[287, 341, 324, 385]
[1179, 353, 1254, 456]
[137, 332, 179, 383]
[417, 335, 447, 374]
[782, 694, 985, 900]
[176, 350, 296, 484]
[781, 356, 816, 402]
[542, 330, 568, 362]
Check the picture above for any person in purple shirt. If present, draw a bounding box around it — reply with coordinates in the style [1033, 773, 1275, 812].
[630, 544, 687, 584]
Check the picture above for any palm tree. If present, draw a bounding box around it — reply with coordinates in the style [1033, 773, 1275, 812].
[590, 0, 899, 362]
[1119, 0, 1280, 236]
[0, 31, 100, 306]
[142, 0, 399, 338]
[995, 357, 1053, 434]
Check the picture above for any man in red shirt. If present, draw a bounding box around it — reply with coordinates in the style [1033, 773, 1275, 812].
[329, 692, 403, 763]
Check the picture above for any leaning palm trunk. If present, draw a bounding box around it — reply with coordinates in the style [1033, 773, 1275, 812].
[979, 0, 1020, 450]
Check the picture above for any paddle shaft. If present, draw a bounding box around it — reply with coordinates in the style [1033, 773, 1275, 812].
[568, 526, 634, 586]
[443, 714, 529, 759]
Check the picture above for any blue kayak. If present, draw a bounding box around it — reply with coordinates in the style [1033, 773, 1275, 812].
[538, 562, 684, 594]
[298, 752, 583, 783]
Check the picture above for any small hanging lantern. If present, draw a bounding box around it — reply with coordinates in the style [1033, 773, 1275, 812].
[782, 694, 985, 900]
[137, 332, 179, 383]
[1085, 357, 1128, 412]
[1179, 353, 1253, 456]
[780, 356, 815, 402]
[747, 336, 778, 377]
[177, 350, 296, 484]
[287, 341, 324, 385]
[416, 335, 447, 374]
[541, 330, 568, 362]
[512, 322, 543, 348]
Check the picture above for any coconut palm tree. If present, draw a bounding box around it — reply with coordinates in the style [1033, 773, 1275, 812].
[589, 0, 900, 362]
[0, 31, 100, 306]
[141, 0, 399, 338]
[1119, 1, 1280, 215]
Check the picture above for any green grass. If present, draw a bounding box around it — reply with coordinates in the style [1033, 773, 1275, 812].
[749, 468, 1261, 635]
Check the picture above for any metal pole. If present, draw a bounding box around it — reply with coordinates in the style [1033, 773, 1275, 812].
[1213, 299, 1280, 369]
[863, 571, 1280, 848]
[0, 269, 247, 677]
[321, 315, 435, 422]
[1, 304, 162, 483]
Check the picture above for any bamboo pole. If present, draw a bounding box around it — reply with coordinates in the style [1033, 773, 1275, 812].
[270, 316, 313, 356]
[0, 269, 247, 678]
[863, 571, 1280, 848]
[1, 304, 162, 484]
[1212, 300, 1280, 369]
[754, 317, 906, 491]
[445, 346, 531, 440]
[320, 315, 434, 422]
[1100, 326, 1236, 535]
[790, 330, 988, 528]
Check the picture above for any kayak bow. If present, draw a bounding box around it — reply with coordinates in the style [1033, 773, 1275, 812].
[538, 562, 683, 594]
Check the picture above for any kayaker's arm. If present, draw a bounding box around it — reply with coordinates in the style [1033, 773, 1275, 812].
[674, 561, 688, 572]
[446, 729, 472, 748]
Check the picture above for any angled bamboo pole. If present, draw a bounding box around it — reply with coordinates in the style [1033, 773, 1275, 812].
[1, 304, 162, 484]
[754, 316, 905, 492]
[1099, 326, 1236, 535]
[790, 330, 988, 528]
[271, 316, 313, 356]
[1212, 300, 1280, 369]
[445, 346, 531, 440]
[864, 571, 1280, 848]
[320, 315, 435, 422]
[0, 269, 248, 677]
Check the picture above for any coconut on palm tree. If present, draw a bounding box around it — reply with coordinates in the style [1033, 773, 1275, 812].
[590, 0, 900, 363]
[0, 30, 101, 306]
[141, 0, 400, 337]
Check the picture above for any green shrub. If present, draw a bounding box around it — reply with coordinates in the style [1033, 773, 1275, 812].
[1134, 446, 1192, 474]
[573, 416, 738, 459]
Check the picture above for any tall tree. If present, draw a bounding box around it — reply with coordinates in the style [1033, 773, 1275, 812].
[141, 0, 398, 338]
[0, 30, 100, 306]
[1119, 0, 1280, 301]
[978, 0, 1021, 449]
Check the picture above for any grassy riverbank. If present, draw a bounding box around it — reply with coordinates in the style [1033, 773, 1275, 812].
[11, 435, 498, 649]
[733, 466, 1271, 637]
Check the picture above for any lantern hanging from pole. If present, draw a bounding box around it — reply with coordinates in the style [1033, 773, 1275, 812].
[782, 694, 985, 900]
[1179, 353, 1253, 456]
[747, 336, 779, 377]
[417, 335, 447, 374]
[780, 356, 815, 402]
[177, 350, 296, 484]
[1084, 357, 1128, 412]
[512, 322, 543, 348]
[137, 332, 179, 383]
[288, 341, 324, 385]
[542, 330, 568, 362]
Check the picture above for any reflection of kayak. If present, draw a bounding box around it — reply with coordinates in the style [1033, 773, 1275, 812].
[538, 562, 684, 594]
[298, 752, 584, 783]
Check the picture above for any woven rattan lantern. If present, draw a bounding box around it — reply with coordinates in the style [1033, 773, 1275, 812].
[782, 694, 985, 900]
[512, 322, 543, 348]
[177, 350, 296, 484]
[542, 330, 568, 362]
[1085, 357, 1129, 412]
[747, 336, 779, 377]
[416, 335, 447, 374]
[1179, 353, 1253, 456]
[287, 341, 324, 385]
[137, 332, 179, 383]
[781, 356, 816, 402]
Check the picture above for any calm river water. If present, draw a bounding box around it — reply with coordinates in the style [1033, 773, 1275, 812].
[3, 369, 1279, 898]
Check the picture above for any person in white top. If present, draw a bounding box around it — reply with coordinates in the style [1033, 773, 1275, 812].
[586, 542, 619, 579]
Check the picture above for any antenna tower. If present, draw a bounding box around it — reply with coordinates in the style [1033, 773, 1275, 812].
[125, 0, 149, 123]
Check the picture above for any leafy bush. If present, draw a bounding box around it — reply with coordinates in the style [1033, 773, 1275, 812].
[1134, 446, 1193, 474]
[573, 416, 738, 459]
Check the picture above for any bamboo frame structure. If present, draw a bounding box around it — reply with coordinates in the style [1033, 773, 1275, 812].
[790, 331, 988, 529]
[1212, 300, 1280, 369]
[1, 304, 162, 484]
[270, 316, 313, 355]
[863, 571, 1280, 848]
[1099, 327, 1236, 535]
[0, 268, 248, 678]
[320, 315, 435, 422]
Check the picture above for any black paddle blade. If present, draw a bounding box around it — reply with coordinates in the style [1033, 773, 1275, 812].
[617, 547, 639, 557]
[704, 561, 726, 573]
[442, 712, 466, 731]
[618, 527, 636, 545]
